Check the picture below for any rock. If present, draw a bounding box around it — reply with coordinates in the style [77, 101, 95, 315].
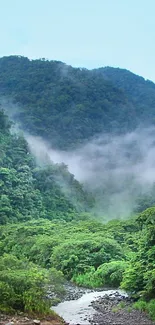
[33, 320, 40, 325]
[5, 322, 14, 325]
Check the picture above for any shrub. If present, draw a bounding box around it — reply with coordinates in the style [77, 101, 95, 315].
[94, 260, 128, 287]
[147, 299, 155, 320]
[133, 300, 147, 312]
[0, 254, 64, 315]
[133, 299, 155, 321]
[72, 267, 100, 287]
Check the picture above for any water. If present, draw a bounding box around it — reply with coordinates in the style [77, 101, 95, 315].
[52, 289, 127, 325]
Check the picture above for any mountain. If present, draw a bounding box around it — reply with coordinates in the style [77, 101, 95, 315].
[0, 57, 155, 320]
[1, 56, 155, 149]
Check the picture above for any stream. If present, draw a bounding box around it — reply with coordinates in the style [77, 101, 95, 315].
[52, 284, 128, 325]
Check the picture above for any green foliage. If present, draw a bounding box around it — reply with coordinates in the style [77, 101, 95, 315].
[133, 299, 155, 321]
[0, 219, 125, 273]
[147, 300, 155, 320]
[93, 260, 128, 287]
[51, 237, 123, 279]
[121, 208, 155, 299]
[121, 262, 145, 293]
[133, 300, 147, 312]
[72, 267, 100, 288]
[0, 217, 135, 292]
[0, 254, 64, 315]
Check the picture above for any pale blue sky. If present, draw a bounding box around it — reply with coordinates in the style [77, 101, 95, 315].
[0, 0, 155, 80]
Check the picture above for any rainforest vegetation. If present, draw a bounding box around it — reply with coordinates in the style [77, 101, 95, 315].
[0, 57, 155, 320]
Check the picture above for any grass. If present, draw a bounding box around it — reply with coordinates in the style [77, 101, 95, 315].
[133, 299, 155, 321]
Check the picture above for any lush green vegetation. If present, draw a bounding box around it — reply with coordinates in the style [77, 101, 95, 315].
[0, 213, 154, 316]
[0, 58, 155, 321]
[0, 253, 64, 315]
[133, 299, 155, 321]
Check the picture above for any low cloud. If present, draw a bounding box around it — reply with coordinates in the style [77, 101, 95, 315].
[26, 127, 155, 220]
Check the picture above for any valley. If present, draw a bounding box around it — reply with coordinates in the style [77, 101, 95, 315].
[0, 57, 155, 324]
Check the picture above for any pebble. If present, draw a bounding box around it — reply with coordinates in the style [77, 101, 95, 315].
[33, 320, 40, 325]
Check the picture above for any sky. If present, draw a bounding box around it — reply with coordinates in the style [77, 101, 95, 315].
[0, 0, 155, 81]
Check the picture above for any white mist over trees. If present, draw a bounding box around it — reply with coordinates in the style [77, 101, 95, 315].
[26, 127, 155, 219]
[1, 56, 155, 219]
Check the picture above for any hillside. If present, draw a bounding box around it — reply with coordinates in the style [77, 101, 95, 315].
[1, 56, 155, 149]
[0, 110, 93, 224]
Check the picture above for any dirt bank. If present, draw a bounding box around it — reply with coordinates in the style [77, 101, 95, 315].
[0, 313, 66, 325]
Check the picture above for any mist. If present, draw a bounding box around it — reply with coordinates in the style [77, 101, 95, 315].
[2, 97, 155, 219]
[25, 127, 155, 220]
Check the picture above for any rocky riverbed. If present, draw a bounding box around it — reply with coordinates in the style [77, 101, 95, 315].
[91, 292, 155, 325]
[63, 282, 92, 301]
[53, 289, 128, 324]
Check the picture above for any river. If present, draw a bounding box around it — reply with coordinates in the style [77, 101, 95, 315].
[52, 287, 127, 325]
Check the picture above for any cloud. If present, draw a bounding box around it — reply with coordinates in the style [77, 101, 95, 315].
[25, 127, 155, 220]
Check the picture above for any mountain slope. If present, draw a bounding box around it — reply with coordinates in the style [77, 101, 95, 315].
[0, 55, 144, 149]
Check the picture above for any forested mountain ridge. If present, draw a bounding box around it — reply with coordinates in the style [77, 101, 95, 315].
[1, 56, 155, 149]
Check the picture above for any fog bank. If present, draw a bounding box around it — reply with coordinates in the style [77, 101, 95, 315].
[26, 127, 155, 219]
